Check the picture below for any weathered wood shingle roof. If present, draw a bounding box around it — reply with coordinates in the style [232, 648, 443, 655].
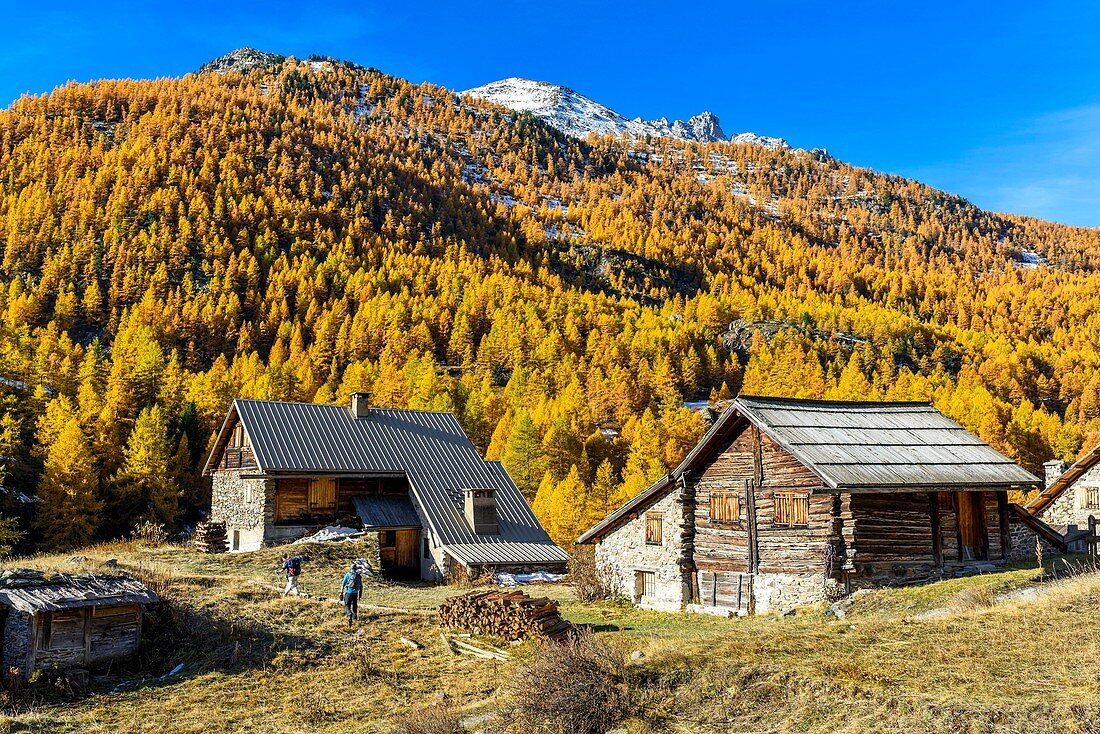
[212, 399, 567, 566]
[0, 571, 159, 614]
[578, 396, 1038, 543]
[734, 396, 1039, 489]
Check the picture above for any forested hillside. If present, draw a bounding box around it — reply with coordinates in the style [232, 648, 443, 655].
[1, 53, 1099, 551]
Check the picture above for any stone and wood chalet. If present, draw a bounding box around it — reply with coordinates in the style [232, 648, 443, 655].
[578, 396, 1044, 615]
[203, 394, 567, 580]
[1025, 443, 1100, 549]
[0, 569, 159, 682]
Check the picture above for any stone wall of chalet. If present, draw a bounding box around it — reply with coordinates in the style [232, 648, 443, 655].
[210, 471, 274, 552]
[1040, 464, 1100, 531]
[595, 489, 689, 612]
[3, 610, 31, 680]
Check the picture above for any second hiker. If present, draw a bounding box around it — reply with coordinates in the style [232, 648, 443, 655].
[341, 563, 363, 625]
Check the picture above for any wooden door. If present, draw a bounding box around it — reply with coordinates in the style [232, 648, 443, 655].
[395, 530, 419, 573]
[957, 492, 988, 561]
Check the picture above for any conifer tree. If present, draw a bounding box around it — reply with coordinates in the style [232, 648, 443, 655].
[35, 417, 101, 549]
[501, 412, 544, 500]
[111, 405, 179, 531]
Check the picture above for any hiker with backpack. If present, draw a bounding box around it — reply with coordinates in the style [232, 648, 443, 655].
[282, 554, 303, 596]
[341, 563, 363, 625]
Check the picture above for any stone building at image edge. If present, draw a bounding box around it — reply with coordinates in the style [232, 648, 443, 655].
[578, 396, 1045, 615]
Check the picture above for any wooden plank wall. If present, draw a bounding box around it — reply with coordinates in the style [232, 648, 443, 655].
[756, 433, 831, 575]
[692, 426, 832, 606]
[274, 479, 309, 521]
[692, 428, 755, 576]
[850, 493, 935, 566]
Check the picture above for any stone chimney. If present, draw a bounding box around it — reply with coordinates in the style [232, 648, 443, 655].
[464, 488, 499, 534]
[350, 392, 370, 419]
[1044, 459, 1070, 488]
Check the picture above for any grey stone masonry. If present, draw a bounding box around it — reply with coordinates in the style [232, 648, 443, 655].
[210, 471, 273, 551]
[1039, 463, 1100, 532]
[3, 610, 32, 680]
[594, 487, 690, 612]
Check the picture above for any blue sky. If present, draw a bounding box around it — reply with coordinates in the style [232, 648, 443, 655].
[2, 1, 1098, 226]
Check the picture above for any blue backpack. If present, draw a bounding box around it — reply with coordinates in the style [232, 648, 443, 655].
[343, 570, 362, 594]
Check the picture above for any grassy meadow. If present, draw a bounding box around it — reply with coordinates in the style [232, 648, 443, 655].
[1, 542, 1098, 733]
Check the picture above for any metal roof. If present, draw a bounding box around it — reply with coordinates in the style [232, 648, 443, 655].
[0, 572, 159, 614]
[1026, 443, 1100, 514]
[352, 495, 422, 530]
[578, 396, 1038, 543]
[217, 399, 565, 567]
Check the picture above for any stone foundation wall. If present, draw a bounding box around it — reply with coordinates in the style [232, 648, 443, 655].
[210, 471, 273, 552]
[1006, 521, 1058, 563]
[3, 611, 31, 680]
[594, 489, 689, 612]
[753, 572, 843, 614]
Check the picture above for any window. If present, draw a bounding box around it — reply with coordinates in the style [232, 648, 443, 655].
[709, 491, 741, 523]
[635, 570, 655, 599]
[773, 491, 810, 527]
[1084, 486, 1100, 510]
[423, 536, 431, 559]
[644, 512, 663, 545]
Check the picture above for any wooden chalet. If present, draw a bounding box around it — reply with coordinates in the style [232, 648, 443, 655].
[578, 396, 1041, 614]
[0, 569, 159, 681]
[203, 394, 567, 580]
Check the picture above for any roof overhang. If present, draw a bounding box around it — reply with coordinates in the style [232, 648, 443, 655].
[1027, 443, 1100, 514]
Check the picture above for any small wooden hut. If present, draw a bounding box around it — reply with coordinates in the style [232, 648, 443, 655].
[0, 569, 159, 681]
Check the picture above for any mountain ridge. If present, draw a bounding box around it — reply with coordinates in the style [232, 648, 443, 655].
[463, 76, 790, 149]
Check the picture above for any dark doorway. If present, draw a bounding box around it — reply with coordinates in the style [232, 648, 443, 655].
[378, 529, 420, 579]
[957, 491, 989, 561]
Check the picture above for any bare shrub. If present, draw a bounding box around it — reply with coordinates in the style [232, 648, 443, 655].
[569, 547, 619, 602]
[497, 629, 630, 734]
[131, 521, 168, 546]
[390, 702, 465, 734]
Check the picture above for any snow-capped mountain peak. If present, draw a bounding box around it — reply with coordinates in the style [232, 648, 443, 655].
[463, 77, 788, 150]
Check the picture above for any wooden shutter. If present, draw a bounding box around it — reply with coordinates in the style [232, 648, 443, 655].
[644, 513, 663, 545]
[308, 478, 337, 515]
[1085, 487, 1100, 510]
[636, 570, 655, 598]
[709, 491, 741, 523]
[773, 491, 809, 527]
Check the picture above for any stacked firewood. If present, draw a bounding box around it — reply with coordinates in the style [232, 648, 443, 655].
[192, 520, 228, 554]
[439, 590, 573, 642]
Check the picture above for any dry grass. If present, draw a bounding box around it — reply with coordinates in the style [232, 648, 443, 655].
[1, 545, 1099, 732]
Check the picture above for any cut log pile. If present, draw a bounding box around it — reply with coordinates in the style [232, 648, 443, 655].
[192, 520, 228, 554]
[439, 590, 573, 642]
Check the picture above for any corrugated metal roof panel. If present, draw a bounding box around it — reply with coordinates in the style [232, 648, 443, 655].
[230, 400, 564, 566]
[352, 495, 422, 529]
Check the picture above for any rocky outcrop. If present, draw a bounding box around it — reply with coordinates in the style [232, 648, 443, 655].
[200, 48, 284, 75]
